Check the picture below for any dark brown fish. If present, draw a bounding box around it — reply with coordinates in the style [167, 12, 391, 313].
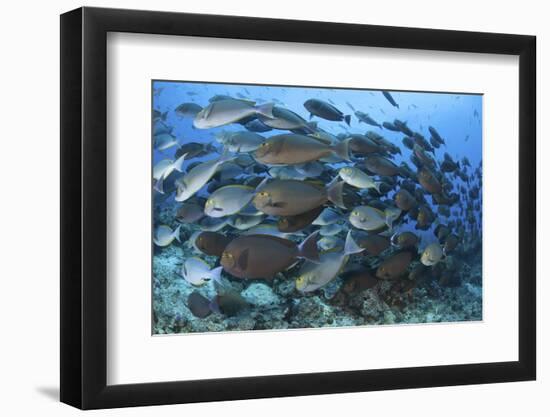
[376, 251, 413, 280]
[443, 234, 460, 253]
[394, 189, 417, 211]
[176, 202, 205, 223]
[415, 205, 434, 230]
[253, 179, 345, 216]
[391, 231, 419, 249]
[277, 206, 323, 233]
[354, 232, 390, 256]
[175, 142, 217, 160]
[220, 233, 319, 279]
[434, 224, 451, 241]
[195, 231, 232, 257]
[187, 291, 212, 318]
[341, 268, 378, 294]
[418, 167, 442, 194]
[348, 134, 383, 154]
[211, 290, 249, 316]
[365, 156, 402, 176]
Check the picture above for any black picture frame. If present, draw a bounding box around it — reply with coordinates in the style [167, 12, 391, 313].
[60, 6, 536, 410]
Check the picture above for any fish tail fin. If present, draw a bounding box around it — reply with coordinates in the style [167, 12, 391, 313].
[255, 102, 275, 119]
[344, 115, 351, 126]
[173, 225, 182, 242]
[172, 152, 188, 173]
[390, 232, 398, 247]
[209, 266, 223, 284]
[374, 181, 383, 193]
[332, 138, 351, 161]
[154, 176, 165, 194]
[298, 231, 320, 262]
[344, 231, 364, 255]
[326, 178, 346, 209]
[161, 111, 168, 121]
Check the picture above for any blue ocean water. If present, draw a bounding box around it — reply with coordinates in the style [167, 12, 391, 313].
[151, 80, 482, 334]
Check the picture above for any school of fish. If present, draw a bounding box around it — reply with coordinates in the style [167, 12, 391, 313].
[152, 84, 482, 324]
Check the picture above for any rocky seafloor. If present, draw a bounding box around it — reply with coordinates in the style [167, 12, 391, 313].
[152, 220, 483, 335]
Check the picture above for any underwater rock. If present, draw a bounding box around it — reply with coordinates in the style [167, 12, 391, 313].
[241, 283, 281, 309]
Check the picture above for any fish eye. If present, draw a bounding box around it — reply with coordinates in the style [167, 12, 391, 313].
[352, 211, 358, 216]
[260, 192, 268, 197]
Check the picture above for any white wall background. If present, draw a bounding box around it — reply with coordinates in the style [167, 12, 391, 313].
[0, 0, 545, 416]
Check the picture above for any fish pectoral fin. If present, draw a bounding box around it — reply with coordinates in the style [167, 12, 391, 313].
[212, 207, 223, 211]
[237, 249, 249, 271]
[270, 201, 287, 208]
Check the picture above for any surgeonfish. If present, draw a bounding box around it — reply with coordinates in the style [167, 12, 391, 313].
[296, 231, 364, 292]
[181, 257, 223, 286]
[153, 224, 181, 247]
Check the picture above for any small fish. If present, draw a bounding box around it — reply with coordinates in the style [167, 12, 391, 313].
[349, 206, 389, 232]
[381, 91, 399, 108]
[391, 231, 419, 249]
[443, 234, 460, 253]
[244, 119, 273, 133]
[228, 214, 264, 231]
[346, 101, 356, 112]
[175, 152, 234, 202]
[175, 102, 203, 118]
[210, 284, 249, 317]
[354, 111, 382, 128]
[382, 121, 401, 132]
[153, 120, 172, 136]
[418, 167, 442, 194]
[354, 232, 390, 256]
[204, 184, 256, 218]
[339, 166, 382, 191]
[153, 224, 181, 247]
[428, 126, 445, 145]
[257, 106, 316, 132]
[296, 231, 364, 292]
[304, 99, 351, 125]
[193, 99, 275, 129]
[420, 242, 445, 266]
[175, 142, 218, 160]
[176, 201, 205, 223]
[220, 232, 320, 279]
[195, 231, 232, 257]
[393, 119, 413, 136]
[181, 257, 223, 286]
[152, 153, 187, 187]
[365, 156, 402, 176]
[340, 268, 378, 294]
[154, 133, 178, 151]
[394, 189, 417, 211]
[376, 251, 413, 280]
[187, 291, 212, 318]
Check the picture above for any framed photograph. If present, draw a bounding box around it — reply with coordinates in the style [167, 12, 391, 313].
[60, 7, 536, 409]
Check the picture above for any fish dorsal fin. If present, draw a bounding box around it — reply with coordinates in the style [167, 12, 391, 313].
[238, 249, 249, 271]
